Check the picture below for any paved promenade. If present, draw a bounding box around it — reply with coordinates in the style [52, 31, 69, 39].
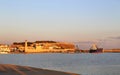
[0, 64, 79, 75]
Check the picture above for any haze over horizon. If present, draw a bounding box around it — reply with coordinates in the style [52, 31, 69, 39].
[0, 0, 120, 49]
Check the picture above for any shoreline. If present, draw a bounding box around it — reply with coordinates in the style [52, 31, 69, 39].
[0, 64, 80, 75]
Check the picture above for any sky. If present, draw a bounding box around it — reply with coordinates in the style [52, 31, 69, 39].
[0, 0, 120, 49]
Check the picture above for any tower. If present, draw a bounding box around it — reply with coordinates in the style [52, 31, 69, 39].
[25, 40, 28, 52]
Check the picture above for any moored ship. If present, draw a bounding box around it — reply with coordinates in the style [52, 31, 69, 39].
[89, 44, 103, 53]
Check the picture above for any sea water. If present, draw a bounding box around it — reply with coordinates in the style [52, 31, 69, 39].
[0, 53, 120, 75]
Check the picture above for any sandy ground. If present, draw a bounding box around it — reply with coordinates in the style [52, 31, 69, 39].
[0, 64, 79, 75]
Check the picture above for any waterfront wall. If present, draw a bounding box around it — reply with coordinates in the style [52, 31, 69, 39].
[103, 49, 120, 53]
[25, 48, 75, 53]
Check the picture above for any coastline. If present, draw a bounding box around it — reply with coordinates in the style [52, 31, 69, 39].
[0, 64, 80, 75]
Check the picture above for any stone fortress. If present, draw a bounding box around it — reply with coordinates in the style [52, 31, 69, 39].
[13, 40, 76, 53]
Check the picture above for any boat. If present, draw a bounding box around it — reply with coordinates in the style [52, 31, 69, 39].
[89, 44, 103, 53]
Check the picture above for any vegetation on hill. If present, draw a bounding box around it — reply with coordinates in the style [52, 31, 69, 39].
[35, 41, 57, 43]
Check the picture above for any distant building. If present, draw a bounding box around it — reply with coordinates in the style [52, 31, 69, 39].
[0, 44, 10, 53]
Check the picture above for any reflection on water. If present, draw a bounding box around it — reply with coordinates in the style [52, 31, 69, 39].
[0, 53, 120, 75]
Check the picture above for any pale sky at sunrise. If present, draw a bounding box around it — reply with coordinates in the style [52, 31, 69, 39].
[0, 0, 120, 49]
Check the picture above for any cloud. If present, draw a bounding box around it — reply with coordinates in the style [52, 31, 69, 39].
[75, 41, 94, 44]
[108, 36, 120, 39]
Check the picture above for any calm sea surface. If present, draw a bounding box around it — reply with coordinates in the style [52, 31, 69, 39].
[0, 53, 120, 75]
